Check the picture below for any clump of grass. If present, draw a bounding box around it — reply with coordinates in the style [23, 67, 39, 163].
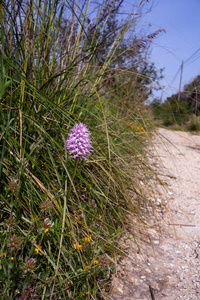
[0, 0, 162, 298]
[187, 115, 200, 132]
[167, 124, 185, 131]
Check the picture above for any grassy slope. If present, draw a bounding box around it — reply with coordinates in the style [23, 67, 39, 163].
[0, 1, 160, 298]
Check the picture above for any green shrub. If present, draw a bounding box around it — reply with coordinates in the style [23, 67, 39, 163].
[187, 115, 200, 131]
[150, 98, 191, 127]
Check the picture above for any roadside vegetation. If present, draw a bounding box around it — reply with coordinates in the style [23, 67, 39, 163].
[150, 75, 200, 132]
[0, 0, 164, 298]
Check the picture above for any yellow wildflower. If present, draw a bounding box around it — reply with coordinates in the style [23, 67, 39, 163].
[86, 291, 90, 295]
[82, 236, 91, 242]
[98, 215, 102, 219]
[93, 260, 98, 264]
[9, 257, 14, 260]
[74, 244, 82, 250]
[83, 265, 89, 270]
[44, 228, 49, 233]
[7, 195, 10, 197]
[35, 245, 42, 255]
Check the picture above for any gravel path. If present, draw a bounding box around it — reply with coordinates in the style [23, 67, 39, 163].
[111, 128, 200, 300]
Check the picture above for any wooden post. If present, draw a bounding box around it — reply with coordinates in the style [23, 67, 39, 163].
[178, 60, 184, 102]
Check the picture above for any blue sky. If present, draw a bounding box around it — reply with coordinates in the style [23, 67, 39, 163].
[123, 0, 200, 101]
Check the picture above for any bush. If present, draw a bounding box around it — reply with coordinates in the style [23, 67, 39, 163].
[150, 98, 191, 127]
[187, 115, 200, 131]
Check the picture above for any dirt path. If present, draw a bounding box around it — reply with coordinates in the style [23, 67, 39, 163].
[111, 128, 200, 300]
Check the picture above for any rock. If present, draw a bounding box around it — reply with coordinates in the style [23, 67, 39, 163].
[153, 240, 160, 245]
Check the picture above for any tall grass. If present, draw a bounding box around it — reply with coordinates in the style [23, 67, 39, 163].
[0, 0, 160, 298]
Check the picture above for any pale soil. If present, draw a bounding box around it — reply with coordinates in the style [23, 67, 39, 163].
[111, 128, 200, 300]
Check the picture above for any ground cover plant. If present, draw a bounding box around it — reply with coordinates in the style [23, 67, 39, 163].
[0, 0, 164, 298]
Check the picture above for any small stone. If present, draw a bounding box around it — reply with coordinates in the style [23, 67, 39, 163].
[145, 268, 151, 273]
[129, 276, 135, 283]
[157, 198, 162, 203]
[161, 245, 173, 250]
[153, 240, 160, 245]
[176, 250, 181, 254]
[116, 284, 124, 295]
[166, 256, 174, 260]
